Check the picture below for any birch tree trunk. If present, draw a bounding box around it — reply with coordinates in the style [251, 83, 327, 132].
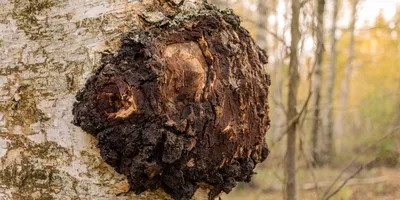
[256, 0, 268, 50]
[323, 0, 339, 163]
[310, 0, 325, 166]
[0, 0, 210, 199]
[270, 0, 286, 142]
[285, 0, 300, 199]
[336, 0, 358, 152]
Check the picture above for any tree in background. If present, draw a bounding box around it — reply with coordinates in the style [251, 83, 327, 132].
[286, 0, 301, 199]
[324, 0, 339, 163]
[257, 0, 269, 50]
[310, 0, 326, 166]
[268, 0, 287, 142]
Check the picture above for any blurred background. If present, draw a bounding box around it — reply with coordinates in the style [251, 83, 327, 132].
[209, 0, 400, 199]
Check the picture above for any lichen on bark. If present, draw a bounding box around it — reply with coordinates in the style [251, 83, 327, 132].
[73, 6, 270, 200]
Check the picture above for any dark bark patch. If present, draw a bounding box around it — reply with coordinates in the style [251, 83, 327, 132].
[73, 9, 270, 200]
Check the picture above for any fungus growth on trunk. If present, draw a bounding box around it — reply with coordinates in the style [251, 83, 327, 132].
[73, 7, 270, 200]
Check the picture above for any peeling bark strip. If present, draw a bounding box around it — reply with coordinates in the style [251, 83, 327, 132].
[73, 8, 270, 200]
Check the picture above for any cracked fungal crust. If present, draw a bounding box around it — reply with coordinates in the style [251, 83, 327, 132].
[72, 9, 270, 200]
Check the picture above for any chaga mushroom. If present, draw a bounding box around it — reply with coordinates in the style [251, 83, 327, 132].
[72, 8, 270, 200]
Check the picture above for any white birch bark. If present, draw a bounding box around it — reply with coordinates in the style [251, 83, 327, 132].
[310, 0, 325, 166]
[323, 0, 339, 161]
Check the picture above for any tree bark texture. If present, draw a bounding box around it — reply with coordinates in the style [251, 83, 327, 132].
[310, 0, 325, 166]
[324, 0, 338, 162]
[73, 7, 271, 200]
[0, 0, 270, 199]
[285, 0, 300, 199]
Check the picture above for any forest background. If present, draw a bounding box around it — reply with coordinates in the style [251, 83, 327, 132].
[210, 0, 400, 199]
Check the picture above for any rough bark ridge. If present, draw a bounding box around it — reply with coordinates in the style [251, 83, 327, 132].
[73, 7, 270, 200]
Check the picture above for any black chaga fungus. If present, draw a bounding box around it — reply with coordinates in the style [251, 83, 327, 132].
[72, 9, 270, 200]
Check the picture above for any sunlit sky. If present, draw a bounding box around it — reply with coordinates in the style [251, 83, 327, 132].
[358, 0, 400, 27]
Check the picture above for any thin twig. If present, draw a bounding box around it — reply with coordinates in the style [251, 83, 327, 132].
[302, 176, 386, 190]
[241, 17, 289, 48]
[297, 90, 320, 199]
[272, 95, 288, 117]
[265, 176, 386, 191]
[299, 130, 320, 199]
[323, 158, 375, 200]
[321, 125, 400, 199]
[271, 54, 315, 149]
[271, 91, 312, 148]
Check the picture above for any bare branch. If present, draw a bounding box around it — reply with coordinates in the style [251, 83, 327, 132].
[323, 158, 376, 200]
[264, 176, 386, 191]
[241, 16, 290, 48]
[299, 130, 320, 199]
[272, 95, 288, 117]
[271, 91, 312, 148]
[321, 125, 400, 199]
